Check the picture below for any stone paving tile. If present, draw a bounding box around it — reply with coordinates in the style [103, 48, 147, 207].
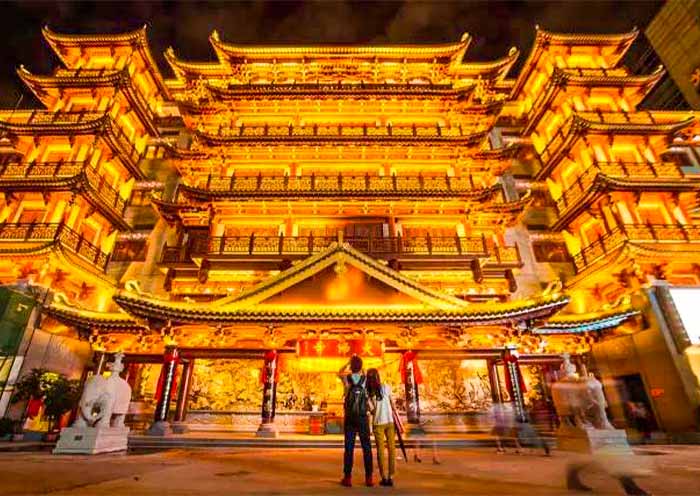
[0, 446, 698, 495]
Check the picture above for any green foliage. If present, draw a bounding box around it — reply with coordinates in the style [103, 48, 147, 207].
[11, 368, 48, 403]
[11, 368, 82, 429]
[42, 375, 81, 424]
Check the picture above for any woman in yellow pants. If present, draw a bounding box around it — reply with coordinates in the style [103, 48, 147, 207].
[366, 368, 396, 487]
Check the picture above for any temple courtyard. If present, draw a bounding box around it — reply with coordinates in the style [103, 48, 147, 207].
[2, 445, 700, 495]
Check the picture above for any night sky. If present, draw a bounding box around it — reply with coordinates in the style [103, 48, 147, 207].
[0, 1, 662, 108]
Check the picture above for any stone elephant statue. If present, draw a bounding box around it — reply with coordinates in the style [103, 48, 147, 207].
[73, 353, 132, 429]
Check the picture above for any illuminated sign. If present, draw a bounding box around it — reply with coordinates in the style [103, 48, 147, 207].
[297, 339, 383, 358]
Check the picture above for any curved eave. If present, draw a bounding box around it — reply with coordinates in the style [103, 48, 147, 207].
[0, 116, 105, 135]
[177, 183, 498, 202]
[151, 197, 204, 223]
[208, 31, 472, 62]
[534, 308, 638, 334]
[551, 173, 700, 231]
[46, 303, 144, 332]
[42, 25, 171, 99]
[18, 67, 159, 136]
[472, 144, 522, 159]
[195, 129, 488, 146]
[205, 82, 471, 99]
[0, 174, 131, 231]
[512, 26, 639, 97]
[164, 47, 229, 81]
[534, 115, 696, 180]
[483, 190, 533, 214]
[450, 47, 519, 81]
[523, 66, 666, 135]
[113, 292, 569, 325]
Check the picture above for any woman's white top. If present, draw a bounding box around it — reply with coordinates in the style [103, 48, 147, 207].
[371, 384, 393, 425]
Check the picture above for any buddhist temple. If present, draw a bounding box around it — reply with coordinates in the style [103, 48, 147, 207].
[1, 25, 699, 439]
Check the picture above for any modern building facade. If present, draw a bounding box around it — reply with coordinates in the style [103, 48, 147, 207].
[0, 26, 699, 438]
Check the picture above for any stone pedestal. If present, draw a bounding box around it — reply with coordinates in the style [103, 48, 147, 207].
[53, 426, 129, 455]
[556, 425, 632, 454]
[146, 420, 173, 437]
[171, 422, 189, 434]
[256, 422, 279, 438]
[405, 423, 425, 436]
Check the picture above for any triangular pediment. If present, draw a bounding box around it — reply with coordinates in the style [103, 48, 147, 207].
[213, 242, 470, 311]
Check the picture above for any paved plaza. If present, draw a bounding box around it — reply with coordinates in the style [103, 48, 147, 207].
[1, 445, 700, 495]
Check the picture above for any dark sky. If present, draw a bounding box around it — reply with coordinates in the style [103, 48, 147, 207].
[0, 0, 662, 108]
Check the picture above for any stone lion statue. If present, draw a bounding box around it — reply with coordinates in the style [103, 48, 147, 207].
[551, 354, 615, 430]
[73, 353, 132, 429]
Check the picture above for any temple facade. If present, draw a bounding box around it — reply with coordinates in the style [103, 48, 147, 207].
[0, 26, 699, 438]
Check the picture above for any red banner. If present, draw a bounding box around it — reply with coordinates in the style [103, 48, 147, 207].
[297, 339, 383, 358]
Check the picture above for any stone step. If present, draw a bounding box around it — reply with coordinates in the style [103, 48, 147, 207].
[127, 435, 546, 451]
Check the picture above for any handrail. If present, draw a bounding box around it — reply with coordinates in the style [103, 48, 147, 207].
[193, 173, 483, 194]
[162, 233, 521, 267]
[0, 110, 143, 167]
[555, 160, 686, 215]
[574, 223, 700, 271]
[0, 161, 127, 216]
[0, 222, 110, 270]
[203, 122, 483, 139]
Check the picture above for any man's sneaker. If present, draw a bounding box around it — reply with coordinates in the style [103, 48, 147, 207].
[380, 479, 391, 487]
[340, 476, 352, 487]
[365, 476, 375, 487]
[387, 478, 394, 487]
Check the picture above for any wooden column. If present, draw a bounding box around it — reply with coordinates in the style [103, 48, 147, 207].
[487, 359, 503, 404]
[147, 346, 179, 436]
[174, 359, 195, 423]
[402, 351, 424, 435]
[256, 350, 279, 438]
[503, 346, 527, 423]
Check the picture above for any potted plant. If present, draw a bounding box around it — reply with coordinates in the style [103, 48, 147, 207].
[11, 368, 81, 441]
[42, 373, 81, 439]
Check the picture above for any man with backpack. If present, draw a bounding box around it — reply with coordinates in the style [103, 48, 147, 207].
[338, 354, 374, 487]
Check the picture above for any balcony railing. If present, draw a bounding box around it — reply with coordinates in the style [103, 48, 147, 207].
[201, 122, 483, 140]
[0, 161, 128, 216]
[0, 222, 110, 271]
[161, 233, 521, 267]
[192, 173, 485, 196]
[573, 223, 700, 271]
[554, 161, 686, 215]
[0, 111, 144, 169]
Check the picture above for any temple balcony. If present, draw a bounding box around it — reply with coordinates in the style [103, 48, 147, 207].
[572, 223, 700, 273]
[196, 122, 489, 145]
[0, 160, 130, 229]
[534, 111, 695, 179]
[177, 173, 493, 201]
[0, 222, 110, 272]
[551, 160, 698, 230]
[160, 233, 522, 271]
[18, 66, 161, 135]
[0, 111, 146, 178]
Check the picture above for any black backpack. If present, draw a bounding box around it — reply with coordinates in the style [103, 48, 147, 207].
[344, 374, 368, 424]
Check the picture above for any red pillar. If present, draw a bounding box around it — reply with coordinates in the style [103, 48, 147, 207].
[257, 350, 279, 438]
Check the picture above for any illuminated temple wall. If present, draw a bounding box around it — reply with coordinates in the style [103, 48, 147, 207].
[0, 26, 699, 436]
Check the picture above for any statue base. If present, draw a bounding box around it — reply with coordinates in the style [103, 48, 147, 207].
[556, 425, 632, 454]
[256, 422, 279, 438]
[146, 421, 173, 437]
[53, 426, 129, 455]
